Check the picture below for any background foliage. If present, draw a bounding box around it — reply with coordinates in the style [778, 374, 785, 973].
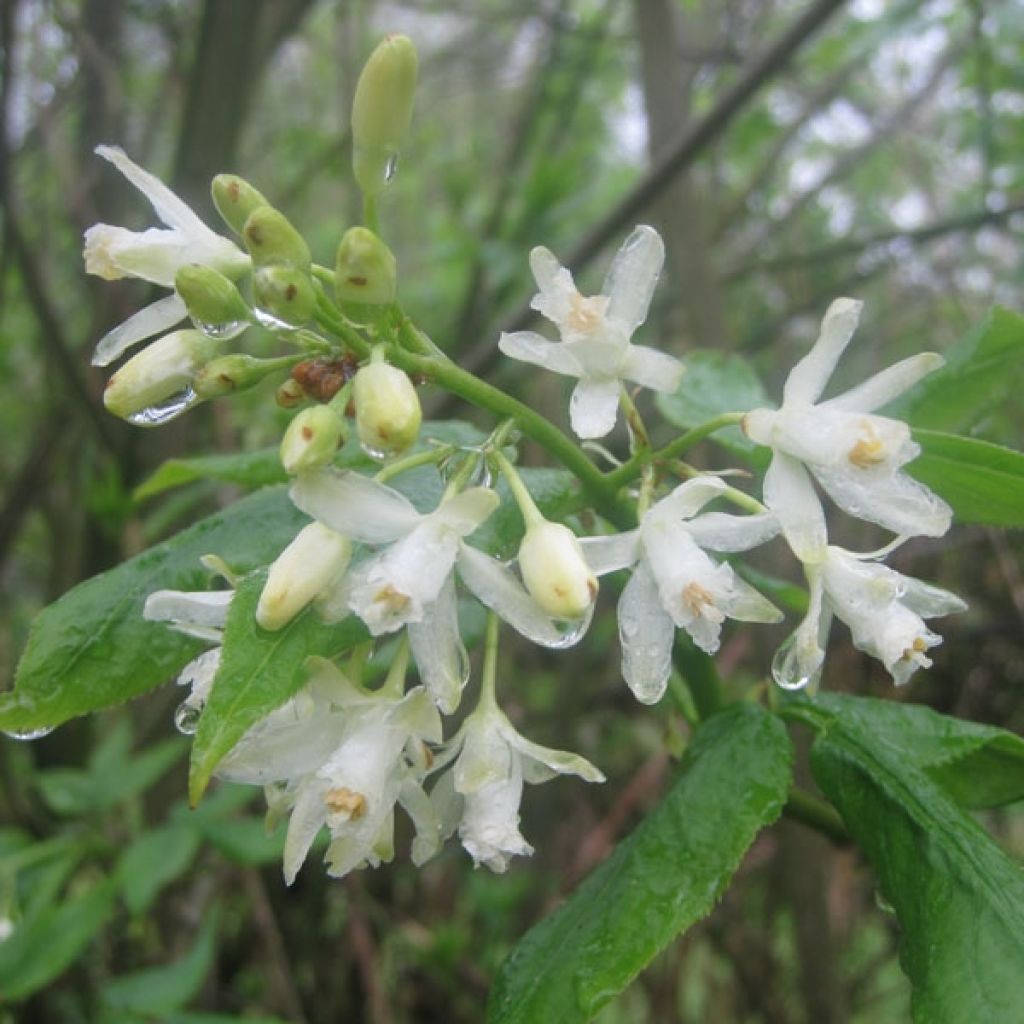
[1, 0, 1023, 1021]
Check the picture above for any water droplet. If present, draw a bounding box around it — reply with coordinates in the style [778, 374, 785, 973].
[253, 307, 298, 332]
[547, 600, 596, 650]
[173, 700, 202, 736]
[192, 317, 249, 341]
[469, 461, 493, 489]
[771, 634, 814, 691]
[358, 440, 391, 462]
[2, 725, 54, 741]
[455, 639, 471, 690]
[126, 387, 199, 427]
[0, 917, 14, 943]
[874, 888, 896, 915]
[384, 153, 398, 182]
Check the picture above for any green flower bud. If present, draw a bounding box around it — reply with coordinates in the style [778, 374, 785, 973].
[280, 404, 347, 474]
[103, 329, 217, 421]
[256, 522, 352, 631]
[211, 174, 269, 236]
[518, 521, 598, 620]
[334, 227, 397, 306]
[351, 35, 418, 197]
[193, 353, 289, 399]
[276, 377, 307, 408]
[353, 361, 421, 457]
[243, 207, 311, 269]
[175, 264, 251, 328]
[252, 266, 316, 327]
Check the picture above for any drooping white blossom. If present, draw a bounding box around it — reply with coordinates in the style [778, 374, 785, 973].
[85, 145, 250, 367]
[582, 477, 782, 704]
[743, 298, 951, 559]
[772, 546, 967, 690]
[432, 699, 603, 872]
[498, 225, 684, 439]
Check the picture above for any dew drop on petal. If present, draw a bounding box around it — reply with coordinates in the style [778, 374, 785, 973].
[192, 317, 249, 341]
[547, 600, 597, 650]
[384, 153, 399, 182]
[771, 634, 813, 691]
[126, 387, 200, 427]
[2, 725, 55, 741]
[253, 307, 298, 332]
[358, 440, 391, 462]
[173, 700, 202, 736]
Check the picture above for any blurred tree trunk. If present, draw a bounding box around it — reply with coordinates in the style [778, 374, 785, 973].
[634, 0, 728, 349]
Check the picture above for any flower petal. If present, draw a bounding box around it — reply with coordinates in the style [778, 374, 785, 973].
[282, 778, 328, 885]
[569, 377, 620, 439]
[143, 588, 232, 638]
[579, 530, 641, 574]
[601, 224, 664, 333]
[456, 543, 566, 647]
[290, 468, 422, 544]
[810, 463, 952, 538]
[399, 777, 444, 866]
[686, 511, 780, 552]
[783, 297, 863, 406]
[497, 330, 582, 376]
[407, 574, 469, 714]
[719, 570, 784, 624]
[617, 559, 676, 705]
[619, 343, 685, 393]
[889, 571, 967, 618]
[646, 476, 727, 524]
[772, 565, 829, 691]
[506, 723, 605, 784]
[763, 452, 827, 563]
[91, 294, 187, 367]
[823, 352, 945, 413]
[430, 487, 500, 536]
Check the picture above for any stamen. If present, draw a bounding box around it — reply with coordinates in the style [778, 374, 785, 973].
[848, 422, 887, 468]
[324, 786, 367, 820]
[565, 291, 608, 334]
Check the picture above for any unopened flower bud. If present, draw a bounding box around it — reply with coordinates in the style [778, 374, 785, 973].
[256, 522, 352, 631]
[276, 377, 307, 408]
[175, 264, 251, 327]
[194, 354, 287, 399]
[334, 227, 397, 306]
[351, 35, 418, 196]
[353, 361, 421, 457]
[103, 330, 217, 421]
[518, 521, 598, 620]
[252, 266, 316, 326]
[243, 207, 311, 269]
[211, 174, 269, 236]
[280, 405, 347, 474]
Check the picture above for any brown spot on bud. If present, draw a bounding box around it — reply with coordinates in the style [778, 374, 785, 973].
[218, 373, 236, 390]
[285, 284, 297, 301]
[324, 787, 366, 820]
[301, 426, 313, 440]
[227, 180, 240, 202]
[245, 223, 263, 246]
[347, 275, 368, 287]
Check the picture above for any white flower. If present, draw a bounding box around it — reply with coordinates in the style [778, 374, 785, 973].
[743, 298, 951, 560]
[85, 145, 250, 367]
[218, 658, 443, 885]
[498, 225, 684, 439]
[581, 477, 782, 704]
[773, 546, 967, 690]
[433, 700, 603, 872]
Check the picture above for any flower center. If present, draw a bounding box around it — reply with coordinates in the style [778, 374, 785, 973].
[372, 584, 411, 615]
[324, 786, 367, 821]
[848, 422, 887, 468]
[565, 291, 608, 335]
[900, 636, 932, 667]
[682, 581, 721, 621]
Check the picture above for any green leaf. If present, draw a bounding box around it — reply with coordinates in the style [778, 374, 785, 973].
[810, 722, 1024, 1023]
[188, 570, 365, 804]
[133, 448, 286, 502]
[487, 703, 792, 1023]
[2, 486, 307, 735]
[908, 430, 1024, 528]
[808, 694, 1024, 809]
[118, 824, 201, 914]
[198, 816, 285, 866]
[655, 350, 769, 464]
[101, 907, 220, 1015]
[0, 877, 117, 1001]
[893, 305, 1024, 434]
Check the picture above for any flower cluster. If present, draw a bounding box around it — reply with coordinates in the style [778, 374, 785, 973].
[84, 35, 964, 885]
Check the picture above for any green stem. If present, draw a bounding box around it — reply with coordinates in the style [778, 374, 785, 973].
[493, 450, 543, 527]
[363, 193, 380, 234]
[374, 444, 453, 484]
[479, 612, 500, 709]
[668, 460, 766, 514]
[618, 385, 650, 452]
[783, 787, 849, 844]
[605, 412, 746, 491]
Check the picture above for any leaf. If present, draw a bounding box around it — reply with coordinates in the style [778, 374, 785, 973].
[188, 570, 365, 804]
[655, 349, 770, 464]
[808, 693, 1024, 809]
[892, 305, 1024, 434]
[118, 825, 201, 914]
[2, 486, 307, 735]
[908, 430, 1024, 528]
[101, 907, 220, 1015]
[0, 877, 117, 1001]
[133, 448, 286, 502]
[487, 703, 792, 1024]
[810, 722, 1024, 1023]
[198, 817, 285, 866]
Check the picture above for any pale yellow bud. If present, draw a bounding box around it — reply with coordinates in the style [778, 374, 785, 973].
[280, 405, 347, 474]
[518, 522, 597, 620]
[352, 361, 421, 457]
[256, 522, 352, 631]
